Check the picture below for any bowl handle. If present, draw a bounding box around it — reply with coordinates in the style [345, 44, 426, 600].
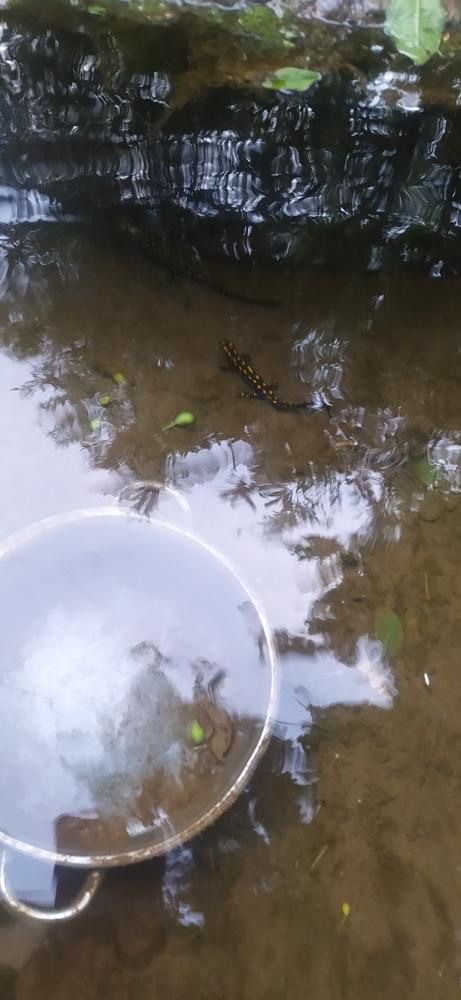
[0, 851, 103, 922]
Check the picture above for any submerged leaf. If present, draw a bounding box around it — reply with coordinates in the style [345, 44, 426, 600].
[190, 720, 205, 745]
[162, 411, 196, 432]
[385, 0, 444, 65]
[262, 67, 320, 93]
[375, 609, 404, 657]
[174, 411, 195, 426]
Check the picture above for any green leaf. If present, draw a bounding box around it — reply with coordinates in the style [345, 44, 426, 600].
[237, 6, 280, 43]
[190, 720, 205, 745]
[385, 0, 444, 65]
[262, 67, 320, 93]
[174, 411, 195, 427]
[162, 411, 195, 432]
[375, 609, 404, 657]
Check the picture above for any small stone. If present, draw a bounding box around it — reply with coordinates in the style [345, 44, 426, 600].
[418, 494, 443, 523]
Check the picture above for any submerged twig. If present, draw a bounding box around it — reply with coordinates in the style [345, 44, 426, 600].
[310, 843, 328, 872]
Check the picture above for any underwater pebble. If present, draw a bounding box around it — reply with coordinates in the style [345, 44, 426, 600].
[418, 494, 443, 522]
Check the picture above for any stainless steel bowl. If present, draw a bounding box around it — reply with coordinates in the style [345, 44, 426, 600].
[0, 503, 278, 921]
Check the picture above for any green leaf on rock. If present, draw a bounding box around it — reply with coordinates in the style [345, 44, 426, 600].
[375, 609, 404, 657]
[385, 0, 444, 65]
[262, 67, 320, 93]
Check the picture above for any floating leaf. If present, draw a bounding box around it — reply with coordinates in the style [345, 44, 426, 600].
[89, 417, 101, 431]
[99, 394, 113, 407]
[341, 902, 351, 918]
[88, 3, 106, 13]
[190, 720, 205, 745]
[385, 0, 444, 65]
[162, 411, 196, 432]
[375, 609, 404, 656]
[262, 67, 320, 93]
[112, 372, 126, 385]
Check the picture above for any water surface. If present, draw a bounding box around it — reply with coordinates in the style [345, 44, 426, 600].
[0, 224, 460, 998]
[0, 13, 460, 997]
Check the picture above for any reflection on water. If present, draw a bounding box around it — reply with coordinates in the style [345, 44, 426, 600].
[0, 219, 460, 995]
[0, 19, 460, 277]
[0, 14, 461, 1000]
[0, 513, 275, 859]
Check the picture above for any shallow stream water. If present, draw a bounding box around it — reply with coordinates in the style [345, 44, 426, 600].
[0, 8, 461, 995]
[0, 223, 461, 997]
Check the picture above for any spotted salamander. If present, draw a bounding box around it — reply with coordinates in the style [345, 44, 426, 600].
[221, 339, 315, 411]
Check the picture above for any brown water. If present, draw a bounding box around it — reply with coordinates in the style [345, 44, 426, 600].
[1, 227, 461, 999]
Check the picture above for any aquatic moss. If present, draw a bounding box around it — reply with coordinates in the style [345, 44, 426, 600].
[236, 6, 301, 50]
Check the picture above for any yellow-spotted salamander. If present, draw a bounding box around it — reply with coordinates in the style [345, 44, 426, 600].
[221, 339, 316, 411]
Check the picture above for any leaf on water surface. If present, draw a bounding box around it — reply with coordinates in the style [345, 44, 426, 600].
[89, 417, 101, 431]
[375, 608, 404, 657]
[262, 67, 320, 93]
[112, 372, 126, 385]
[385, 0, 444, 65]
[99, 394, 113, 407]
[341, 902, 351, 918]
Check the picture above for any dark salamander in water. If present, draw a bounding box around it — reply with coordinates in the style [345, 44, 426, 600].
[221, 339, 317, 412]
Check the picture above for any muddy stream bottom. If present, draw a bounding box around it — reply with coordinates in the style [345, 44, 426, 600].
[1, 227, 461, 999]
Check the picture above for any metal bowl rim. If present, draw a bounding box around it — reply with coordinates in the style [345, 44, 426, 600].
[0, 505, 279, 867]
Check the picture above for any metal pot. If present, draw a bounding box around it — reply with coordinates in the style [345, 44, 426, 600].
[0, 494, 278, 921]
